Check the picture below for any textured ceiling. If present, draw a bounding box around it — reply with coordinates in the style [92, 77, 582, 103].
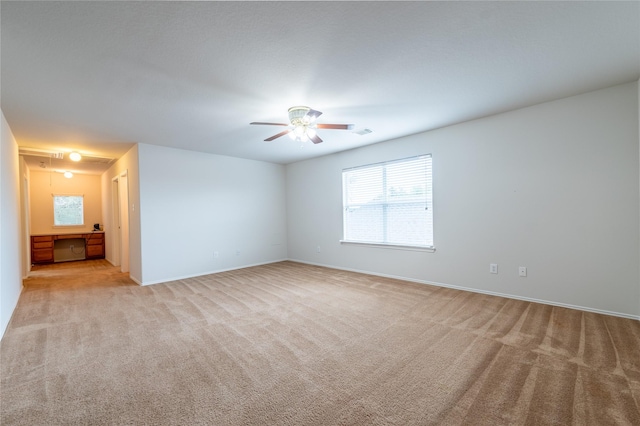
[2, 1, 639, 173]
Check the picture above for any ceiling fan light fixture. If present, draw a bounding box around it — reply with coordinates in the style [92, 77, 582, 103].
[289, 126, 309, 142]
[306, 127, 317, 139]
[293, 125, 307, 138]
[289, 124, 316, 143]
[69, 151, 82, 162]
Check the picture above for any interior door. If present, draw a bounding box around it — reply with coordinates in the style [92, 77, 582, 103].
[118, 171, 130, 273]
[111, 176, 121, 267]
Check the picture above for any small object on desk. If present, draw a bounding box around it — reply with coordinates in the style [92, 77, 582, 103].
[93, 223, 100, 231]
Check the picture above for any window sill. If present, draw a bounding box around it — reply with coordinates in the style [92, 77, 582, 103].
[340, 240, 436, 253]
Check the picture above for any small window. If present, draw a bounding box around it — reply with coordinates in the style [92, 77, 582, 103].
[342, 155, 433, 248]
[53, 195, 84, 226]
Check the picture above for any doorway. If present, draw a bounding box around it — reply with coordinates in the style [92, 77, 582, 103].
[111, 171, 129, 273]
[22, 175, 31, 276]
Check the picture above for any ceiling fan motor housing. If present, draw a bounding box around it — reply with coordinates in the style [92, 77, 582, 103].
[288, 106, 312, 126]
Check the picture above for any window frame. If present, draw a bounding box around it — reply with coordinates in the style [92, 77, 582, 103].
[52, 194, 85, 227]
[341, 154, 434, 251]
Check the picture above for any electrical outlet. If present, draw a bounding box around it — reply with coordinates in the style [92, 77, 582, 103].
[236, 249, 241, 256]
[519, 266, 527, 277]
[316, 245, 321, 253]
[213, 251, 219, 259]
[490, 263, 498, 274]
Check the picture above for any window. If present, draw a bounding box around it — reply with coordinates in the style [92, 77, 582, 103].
[53, 195, 84, 226]
[342, 155, 433, 248]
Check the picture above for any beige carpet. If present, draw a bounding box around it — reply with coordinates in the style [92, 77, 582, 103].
[1, 260, 639, 425]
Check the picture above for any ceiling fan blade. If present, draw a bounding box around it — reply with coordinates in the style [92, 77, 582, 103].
[250, 122, 289, 126]
[309, 134, 323, 144]
[317, 123, 355, 130]
[264, 129, 292, 141]
[306, 109, 323, 121]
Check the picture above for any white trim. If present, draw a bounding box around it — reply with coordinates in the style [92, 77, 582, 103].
[342, 154, 431, 172]
[288, 258, 640, 321]
[340, 240, 435, 252]
[136, 258, 289, 286]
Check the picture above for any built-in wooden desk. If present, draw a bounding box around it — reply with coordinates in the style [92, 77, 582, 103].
[31, 231, 105, 264]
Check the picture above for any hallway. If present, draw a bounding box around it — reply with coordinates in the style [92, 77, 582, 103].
[25, 259, 135, 289]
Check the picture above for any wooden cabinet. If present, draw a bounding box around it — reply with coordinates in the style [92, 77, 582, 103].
[31, 235, 54, 263]
[85, 233, 105, 259]
[31, 232, 105, 264]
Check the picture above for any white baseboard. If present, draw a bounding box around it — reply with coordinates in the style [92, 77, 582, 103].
[288, 258, 640, 321]
[136, 258, 289, 286]
[0, 283, 25, 341]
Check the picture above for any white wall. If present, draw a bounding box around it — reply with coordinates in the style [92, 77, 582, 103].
[286, 82, 640, 319]
[1, 110, 23, 338]
[137, 144, 287, 285]
[29, 170, 102, 235]
[102, 144, 141, 282]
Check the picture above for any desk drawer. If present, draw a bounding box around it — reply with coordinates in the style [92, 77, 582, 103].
[56, 234, 83, 240]
[87, 236, 104, 245]
[86, 244, 104, 258]
[33, 249, 54, 263]
[33, 241, 53, 249]
[32, 236, 53, 243]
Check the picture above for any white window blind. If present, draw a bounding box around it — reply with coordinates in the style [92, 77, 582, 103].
[342, 155, 433, 248]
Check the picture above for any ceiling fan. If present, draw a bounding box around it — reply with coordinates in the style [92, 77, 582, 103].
[250, 106, 354, 144]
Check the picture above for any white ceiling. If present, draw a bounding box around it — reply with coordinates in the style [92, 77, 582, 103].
[2, 1, 639, 173]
